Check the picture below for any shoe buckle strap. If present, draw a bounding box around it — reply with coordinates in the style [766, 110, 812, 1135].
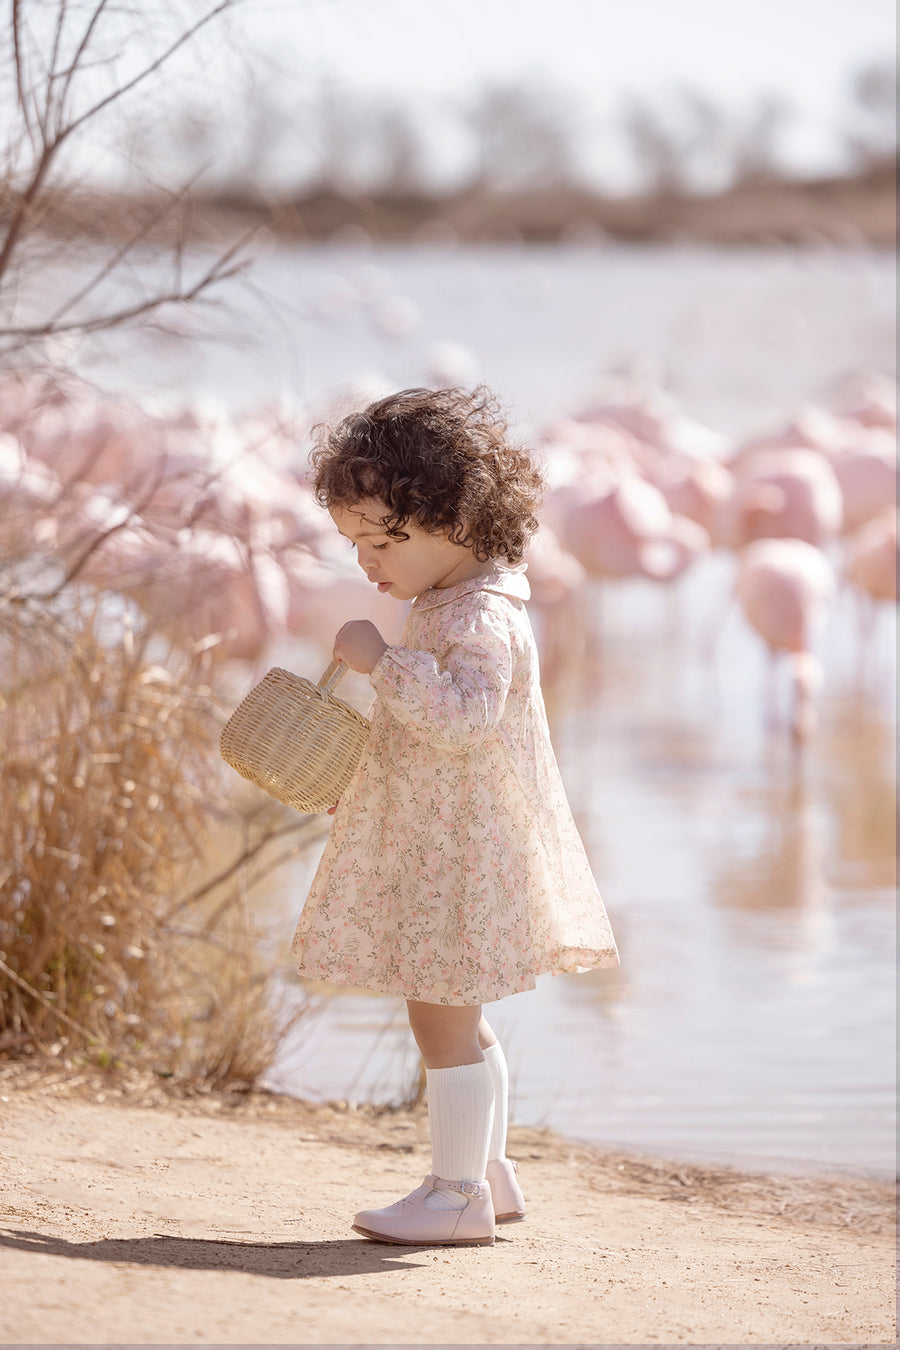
[430, 1175, 486, 1198]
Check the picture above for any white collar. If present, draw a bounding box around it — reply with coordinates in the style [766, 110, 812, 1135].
[412, 562, 531, 611]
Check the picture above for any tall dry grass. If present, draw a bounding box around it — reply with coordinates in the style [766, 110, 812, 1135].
[0, 458, 322, 1092]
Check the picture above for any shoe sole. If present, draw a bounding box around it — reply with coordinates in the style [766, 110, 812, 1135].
[495, 1211, 526, 1223]
[352, 1223, 494, 1247]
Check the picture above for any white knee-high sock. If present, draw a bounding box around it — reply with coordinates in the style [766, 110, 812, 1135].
[483, 1042, 509, 1161]
[425, 1062, 494, 1189]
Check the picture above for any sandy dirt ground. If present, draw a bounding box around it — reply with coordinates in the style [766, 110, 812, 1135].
[0, 1063, 895, 1346]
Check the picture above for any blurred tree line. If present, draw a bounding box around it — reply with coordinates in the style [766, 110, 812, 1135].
[153, 60, 897, 200]
[1, 0, 895, 253]
[130, 56, 898, 243]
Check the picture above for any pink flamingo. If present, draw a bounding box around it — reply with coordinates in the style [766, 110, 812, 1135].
[845, 508, 898, 604]
[653, 454, 734, 536]
[645, 513, 711, 581]
[523, 525, 588, 680]
[716, 448, 844, 549]
[735, 537, 835, 743]
[830, 428, 897, 534]
[843, 509, 897, 690]
[73, 515, 290, 666]
[562, 477, 673, 580]
[727, 407, 844, 473]
[29, 393, 170, 494]
[562, 477, 709, 582]
[563, 397, 717, 486]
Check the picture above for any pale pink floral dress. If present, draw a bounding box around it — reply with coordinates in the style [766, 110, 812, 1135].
[291, 563, 619, 1005]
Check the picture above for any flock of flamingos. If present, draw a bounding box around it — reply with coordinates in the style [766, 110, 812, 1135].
[1, 365, 896, 746]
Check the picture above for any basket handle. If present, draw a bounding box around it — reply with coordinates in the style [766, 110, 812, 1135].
[317, 660, 348, 696]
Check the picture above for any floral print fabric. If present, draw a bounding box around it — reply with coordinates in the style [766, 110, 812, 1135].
[291, 563, 619, 1005]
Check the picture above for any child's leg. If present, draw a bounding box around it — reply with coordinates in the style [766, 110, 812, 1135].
[478, 1015, 498, 1049]
[478, 1016, 507, 1161]
[406, 1000, 494, 1197]
[406, 1000, 484, 1067]
[351, 1000, 496, 1244]
[479, 1015, 527, 1222]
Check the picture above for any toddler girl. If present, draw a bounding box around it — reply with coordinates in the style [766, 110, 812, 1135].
[291, 385, 619, 1246]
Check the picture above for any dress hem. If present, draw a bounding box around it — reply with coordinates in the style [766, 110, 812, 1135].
[292, 948, 620, 1006]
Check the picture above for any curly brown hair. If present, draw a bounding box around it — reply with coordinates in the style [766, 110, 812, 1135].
[309, 386, 544, 564]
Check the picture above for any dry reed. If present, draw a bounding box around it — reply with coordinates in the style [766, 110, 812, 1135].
[0, 498, 318, 1092]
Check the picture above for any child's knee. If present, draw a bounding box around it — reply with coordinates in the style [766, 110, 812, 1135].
[406, 1000, 483, 1067]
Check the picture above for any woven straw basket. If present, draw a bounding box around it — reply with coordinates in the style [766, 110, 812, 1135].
[219, 661, 370, 814]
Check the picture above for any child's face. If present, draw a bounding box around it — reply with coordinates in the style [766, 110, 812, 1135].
[330, 500, 486, 601]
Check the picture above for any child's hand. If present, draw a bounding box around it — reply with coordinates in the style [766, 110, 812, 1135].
[333, 620, 388, 675]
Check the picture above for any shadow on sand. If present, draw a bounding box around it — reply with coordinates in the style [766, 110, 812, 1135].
[0, 1226, 508, 1278]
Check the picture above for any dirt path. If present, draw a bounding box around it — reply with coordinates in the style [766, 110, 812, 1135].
[0, 1065, 894, 1345]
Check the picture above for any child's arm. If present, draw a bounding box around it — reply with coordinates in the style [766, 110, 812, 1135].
[334, 607, 514, 753]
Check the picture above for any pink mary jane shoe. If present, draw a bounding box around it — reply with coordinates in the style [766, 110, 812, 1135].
[352, 1174, 495, 1246]
[485, 1157, 526, 1222]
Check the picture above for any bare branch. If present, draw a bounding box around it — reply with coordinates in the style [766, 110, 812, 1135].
[162, 817, 329, 923]
[67, 1, 239, 141]
[44, 457, 172, 598]
[47, 0, 68, 103]
[11, 0, 37, 145]
[58, 0, 113, 117]
[13, 0, 68, 145]
[42, 178, 201, 327]
[0, 233, 255, 349]
[0, 139, 61, 282]
[0, 2, 245, 291]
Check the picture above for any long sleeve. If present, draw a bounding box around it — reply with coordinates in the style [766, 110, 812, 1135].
[369, 602, 514, 753]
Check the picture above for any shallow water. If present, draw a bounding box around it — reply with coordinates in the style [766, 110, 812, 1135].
[78, 241, 896, 1175]
[81, 238, 895, 438]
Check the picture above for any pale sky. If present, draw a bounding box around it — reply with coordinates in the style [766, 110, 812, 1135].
[220, 0, 897, 184]
[270, 0, 892, 103]
[3, 0, 896, 190]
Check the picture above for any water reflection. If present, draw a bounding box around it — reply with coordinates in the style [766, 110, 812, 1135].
[710, 720, 894, 943]
[713, 779, 828, 919]
[819, 705, 896, 892]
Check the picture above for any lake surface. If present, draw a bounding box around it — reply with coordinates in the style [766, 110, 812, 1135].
[80, 237, 895, 439]
[78, 241, 896, 1176]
